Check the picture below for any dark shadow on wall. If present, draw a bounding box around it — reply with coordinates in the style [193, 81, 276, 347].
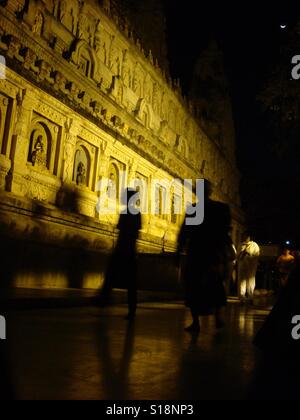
[0, 194, 182, 293]
[0, 242, 182, 294]
[0, 235, 108, 290]
[56, 185, 81, 214]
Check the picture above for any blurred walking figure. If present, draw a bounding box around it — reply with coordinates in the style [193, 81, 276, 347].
[276, 247, 295, 288]
[225, 235, 238, 295]
[101, 188, 141, 320]
[238, 232, 260, 301]
[177, 180, 231, 334]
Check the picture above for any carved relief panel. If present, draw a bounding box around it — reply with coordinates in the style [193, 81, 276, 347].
[71, 40, 97, 79]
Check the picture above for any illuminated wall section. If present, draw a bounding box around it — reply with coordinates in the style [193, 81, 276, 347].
[0, 0, 244, 290]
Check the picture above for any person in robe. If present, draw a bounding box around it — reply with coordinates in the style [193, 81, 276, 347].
[237, 232, 260, 302]
[276, 247, 295, 288]
[101, 188, 141, 320]
[177, 179, 231, 334]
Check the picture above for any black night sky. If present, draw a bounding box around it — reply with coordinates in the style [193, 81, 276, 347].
[164, 1, 300, 247]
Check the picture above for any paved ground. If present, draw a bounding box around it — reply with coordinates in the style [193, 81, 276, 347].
[0, 299, 277, 400]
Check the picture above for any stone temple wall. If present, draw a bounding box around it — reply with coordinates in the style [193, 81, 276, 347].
[0, 0, 244, 290]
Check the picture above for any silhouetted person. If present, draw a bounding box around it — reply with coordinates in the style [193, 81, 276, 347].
[251, 261, 300, 400]
[225, 234, 238, 296]
[276, 247, 295, 289]
[177, 180, 231, 333]
[254, 256, 300, 355]
[102, 189, 141, 320]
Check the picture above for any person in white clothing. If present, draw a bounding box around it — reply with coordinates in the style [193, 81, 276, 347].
[238, 232, 260, 300]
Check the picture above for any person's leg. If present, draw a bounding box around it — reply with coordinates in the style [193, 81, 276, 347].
[100, 261, 115, 305]
[248, 275, 256, 299]
[240, 278, 247, 300]
[185, 307, 201, 333]
[215, 307, 225, 329]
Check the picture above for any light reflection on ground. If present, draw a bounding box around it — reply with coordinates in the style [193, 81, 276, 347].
[5, 300, 272, 400]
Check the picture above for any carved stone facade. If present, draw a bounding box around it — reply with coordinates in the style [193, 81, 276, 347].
[0, 0, 244, 289]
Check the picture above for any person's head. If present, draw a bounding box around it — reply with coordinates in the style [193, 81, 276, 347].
[282, 247, 291, 256]
[242, 230, 251, 243]
[203, 179, 213, 200]
[293, 251, 300, 266]
[121, 188, 139, 209]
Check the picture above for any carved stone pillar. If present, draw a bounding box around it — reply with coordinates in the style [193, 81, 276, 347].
[96, 145, 118, 225]
[0, 155, 11, 190]
[98, 144, 111, 181]
[7, 89, 36, 196]
[62, 118, 80, 185]
[127, 159, 138, 186]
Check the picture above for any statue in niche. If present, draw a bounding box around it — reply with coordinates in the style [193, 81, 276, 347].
[136, 39, 141, 50]
[122, 52, 131, 88]
[123, 64, 131, 88]
[77, 10, 87, 40]
[76, 161, 86, 185]
[58, 0, 66, 23]
[31, 135, 47, 168]
[102, 0, 111, 14]
[148, 50, 154, 65]
[107, 171, 117, 199]
[158, 120, 168, 139]
[168, 101, 176, 127]
[101, 40, 108, 65]
[78, 0, 85, 9]
[132, 71, 141, 96]
[161, 93, 168, 120]
[32, 11, 44, 36]
[109, 41, 120, 75]
[53, 0, 59, 18]
[117, 82, 123, 104]
[88, 24, 94, 47]
[94, 20, 101, 52]
[70, 8, 78, 35]
[63, 141, 73, 182]
[124, 21, 129, 37]
[144, 77, 152, 104]
[152, 83, 159, 113]
[114, 56, 120, 76]
[132, 74, 138, 93]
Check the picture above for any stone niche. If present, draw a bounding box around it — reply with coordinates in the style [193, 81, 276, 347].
[71, 138, 98, 218]
[24, 113, 62, 203]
